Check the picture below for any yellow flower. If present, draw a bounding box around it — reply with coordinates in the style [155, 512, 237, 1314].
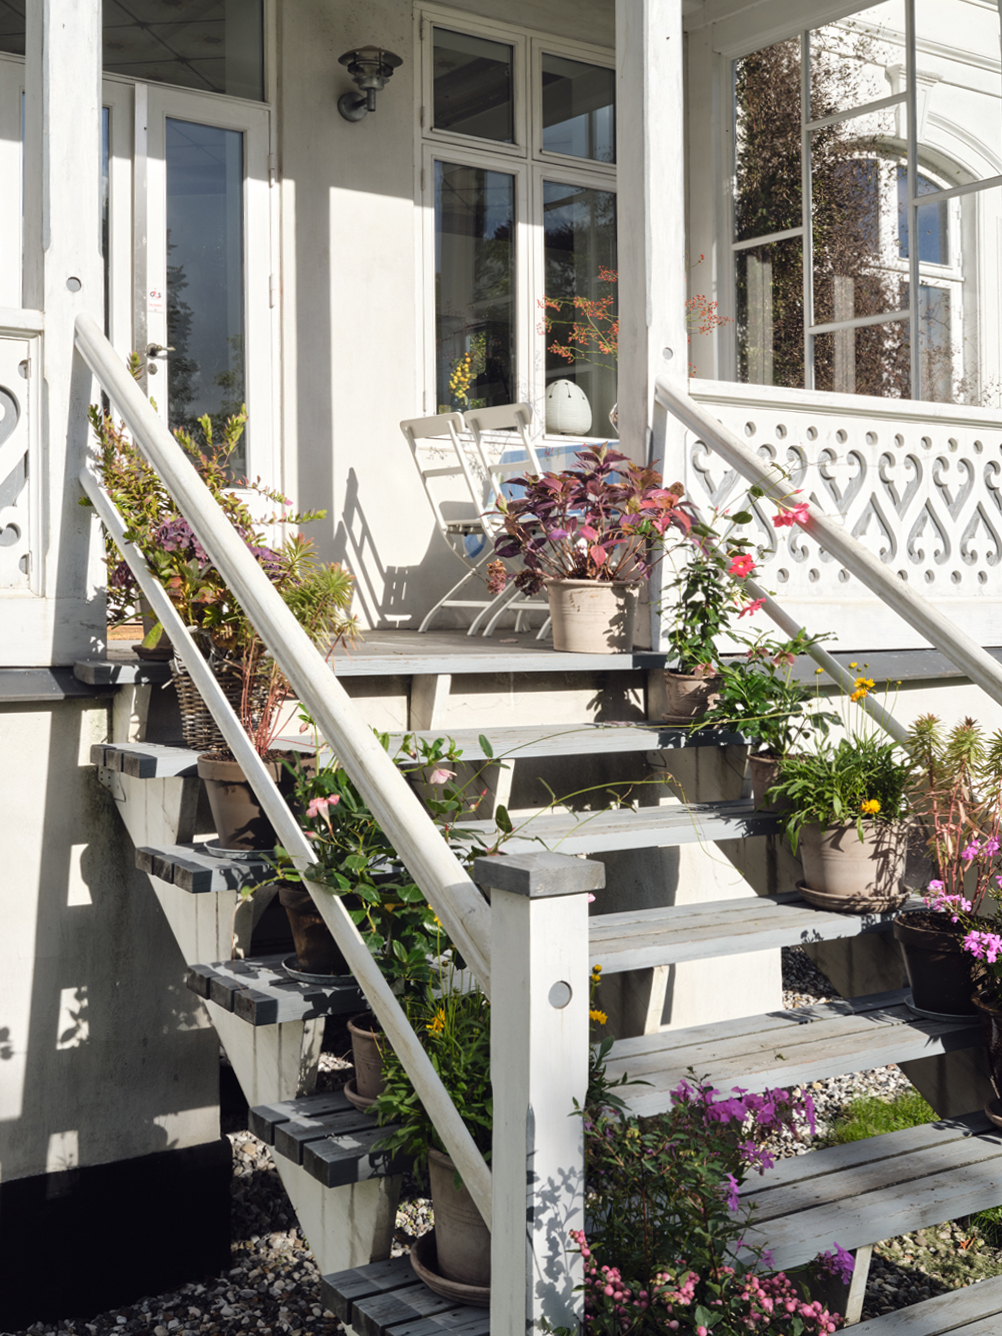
[591, 963, 602, 978]
[850, 688, 866, 702]
[849, 662, 858, 669]
[589, 1008, 608, 1026]
[860, 798, 881, 815]
[426, 1008, 446, 1034]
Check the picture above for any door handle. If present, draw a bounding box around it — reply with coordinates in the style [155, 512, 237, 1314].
[147, 344, 175, 359]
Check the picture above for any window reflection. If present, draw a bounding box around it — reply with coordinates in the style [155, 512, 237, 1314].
[543, 181, 617, 433]
[166, 117, 246, 470]
[435, 161, 515, 413]
[541, 54, 615, 162]
[433, 29, 514, 143]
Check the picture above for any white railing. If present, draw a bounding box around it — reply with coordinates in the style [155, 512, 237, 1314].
[74, 312, 493, 1225]
[656, 377, 1002, 709]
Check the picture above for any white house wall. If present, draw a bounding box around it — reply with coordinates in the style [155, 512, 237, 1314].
[276, 0, 615, 631]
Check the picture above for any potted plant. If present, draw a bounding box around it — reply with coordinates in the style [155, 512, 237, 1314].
[700, 630, 837, 808]
[769, 675, 915, 910]
[894, 715, 1002, 1021]
[89, 394, 358, 851]
[276, 729, 446, 1101]
[371, 980, 493, 1300]
[489, 445, 688, 654]
[658, 522, 761, 720]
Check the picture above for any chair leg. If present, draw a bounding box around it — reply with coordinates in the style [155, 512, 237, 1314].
[468, 583, 522, 636]
[535, 615, 552, 641]
[418, 566, 483, 633]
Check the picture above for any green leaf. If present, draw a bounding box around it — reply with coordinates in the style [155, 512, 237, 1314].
[478, 734, 494, 760]
[732, 510, 753, 525]
[495, 805, 513, 834]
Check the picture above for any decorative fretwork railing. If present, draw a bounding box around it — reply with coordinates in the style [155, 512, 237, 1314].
[684, 379, 1002, 649]
[657, 376, 1002, 708]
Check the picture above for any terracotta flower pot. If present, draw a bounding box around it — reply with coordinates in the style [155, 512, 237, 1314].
[197, 752, 311, 852]
[278, 883, 349, 976]
[893, 910, 978, 1017]
[427, 1147, 491, 1289]
[663, 669, 722, 721]
[798, 820, 908, 907]
[348, 1013, 386, 1101]
[546, 579, 639, 653]
[748, 753, 787, 812]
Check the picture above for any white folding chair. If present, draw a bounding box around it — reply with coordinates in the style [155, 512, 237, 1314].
[463, 402, 551, 638]
[401, 410, 547, 636]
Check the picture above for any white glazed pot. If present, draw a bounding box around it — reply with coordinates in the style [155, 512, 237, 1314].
[546, 579, 639, 653]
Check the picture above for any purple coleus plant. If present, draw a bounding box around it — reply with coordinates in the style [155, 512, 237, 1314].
[488, 444, 689, 597]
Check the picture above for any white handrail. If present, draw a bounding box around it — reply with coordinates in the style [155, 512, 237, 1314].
[656, 378, 1002, 708]
[76, 313, 491, 989]
[76, 315, 493, 1224]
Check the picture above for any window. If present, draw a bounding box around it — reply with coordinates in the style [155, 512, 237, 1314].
[421, 10, 616, 435]
[0, 1, 265, 101]
[728, 0, 1001, 406]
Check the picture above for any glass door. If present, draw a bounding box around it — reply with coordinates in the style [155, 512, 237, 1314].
[143, 85, 272, 480]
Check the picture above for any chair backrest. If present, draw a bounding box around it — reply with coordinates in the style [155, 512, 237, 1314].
[400, 410, 492, 540]
[463, 403, 544, 512]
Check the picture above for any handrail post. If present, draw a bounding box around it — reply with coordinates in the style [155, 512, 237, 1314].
[477, 852, 604, 1336]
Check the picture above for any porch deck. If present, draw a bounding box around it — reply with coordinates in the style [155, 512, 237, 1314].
[73, 627, 1002, 687]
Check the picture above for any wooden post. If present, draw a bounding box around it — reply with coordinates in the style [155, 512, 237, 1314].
[477, 852, 605, 1336]
[615, 0, 688, 650]
[21, 0, 104, 665]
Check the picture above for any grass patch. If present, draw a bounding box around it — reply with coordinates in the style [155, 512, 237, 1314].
[819, 1088, 936, 1146]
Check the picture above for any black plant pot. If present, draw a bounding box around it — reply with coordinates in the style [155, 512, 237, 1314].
[893, 910, 978, 1017]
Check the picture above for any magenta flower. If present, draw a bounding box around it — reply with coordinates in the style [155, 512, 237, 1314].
[727, 552, 755, 578]
[772, 502, 810, 528]
[738, 596, 766, 619]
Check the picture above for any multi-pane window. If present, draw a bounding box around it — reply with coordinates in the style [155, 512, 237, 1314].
[422, 10, 616, 435]
[730, 0, 1001, 406]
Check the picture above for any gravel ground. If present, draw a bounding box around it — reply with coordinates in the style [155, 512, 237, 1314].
[7, 953, 999, 1334]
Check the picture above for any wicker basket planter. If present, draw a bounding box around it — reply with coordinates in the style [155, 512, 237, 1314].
[170, 639, 272, 753]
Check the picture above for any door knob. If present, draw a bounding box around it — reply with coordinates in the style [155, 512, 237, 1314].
[147, 343, 174, 359]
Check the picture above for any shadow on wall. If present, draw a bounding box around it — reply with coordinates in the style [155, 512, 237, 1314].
[0, 698, 228, 1327]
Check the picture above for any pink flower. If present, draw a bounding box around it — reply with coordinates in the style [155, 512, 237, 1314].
[727, 553, 755, 578]
[772, 501, 810, 528]
[428, 767, 456, 785]
[772, 651, 796, 668]
[306, 794, 340, 819]
[738, 597, 766, 619]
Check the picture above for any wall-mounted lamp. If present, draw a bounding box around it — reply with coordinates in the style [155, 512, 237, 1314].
[337, 46, 403, 121]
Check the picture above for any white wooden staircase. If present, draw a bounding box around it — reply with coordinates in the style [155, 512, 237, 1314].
[90, 712, 1002, 1334]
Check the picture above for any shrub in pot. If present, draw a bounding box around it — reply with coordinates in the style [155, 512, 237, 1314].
[371, 980, 493, 1298]
[770, 680, 915, 911]
[899, 715, 1002, 1026]
[559, 1062, 843, 1335]
[700, 627, 837, 807]
[658, 515, 764, 720]
[89, 393, 358, 853]
[489, 445, 688, 654]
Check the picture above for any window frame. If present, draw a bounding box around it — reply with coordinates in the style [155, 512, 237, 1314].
[416, 5, 617, 439]
[711, 0, 1001, 404]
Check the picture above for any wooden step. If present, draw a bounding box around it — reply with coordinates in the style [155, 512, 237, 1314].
[187, 954, 364, 1025]
[249, 1089, 406, 1189]
[591, 894, 924, 974]
[854, 1272, 1002, 1332]
[136, 841, 277, 893]
[94, 720, 746, 784]
[742, 1112, 1002, 1275]
[606, 990, 981, 1118]
[463, 797, 778, 854]
[321, 1256, 490, 1336]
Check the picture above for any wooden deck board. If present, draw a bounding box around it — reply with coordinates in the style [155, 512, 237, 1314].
[590, 896, 922, 972]
[606, 990, 981, 1117]
[302, 1125, 405, 1187]
[740, 1116, 1002, 1272]
[321, 1258, 489, 1336]
[136, 841, 277, 893]
[248, 1089, 355, 1144]
[185, 955, 363, 1025]
[462, 798, 778, 853]
[854, 1273, 1002, 1331]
